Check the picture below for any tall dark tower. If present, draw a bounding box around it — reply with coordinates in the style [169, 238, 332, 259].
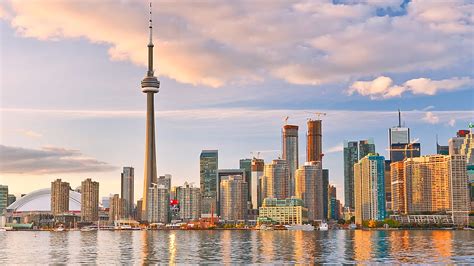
[307, 119, 322, 162]
[141, 1, 160, 222]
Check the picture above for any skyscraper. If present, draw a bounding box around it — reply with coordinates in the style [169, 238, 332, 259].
[307, 119, 322, 162]
[343, 141, 358, 209]
[460, 132, 474, 165]
[282, 125, 299, 196]
[109, 194, 126, 222]
[51, 179, 70, 216]
[354, 154, 386, 225]
[389, 110, 412, 162]
[141, 2, 160, 222]
[176, 182, 201, 221]
[261, 159, 289, 200]
[239, 159, 252, 202]
[0, 185, 7, 215]
[251, 158, 264, 209]
[220, 175, 248, 221]
[157, 174, 172, 192]
[390, 161, 405, 214]
[148, 184, 169, 224]
[295, 161, 324, 221]
[358, 139, 375, 160]
[322, 169, 329, 219]
[121, 167, 134, 217]
[7, 194, 16, 206]
[216, 169, 245, 215]
[200, 150, 218, 218]
[81, 178, 99, 222]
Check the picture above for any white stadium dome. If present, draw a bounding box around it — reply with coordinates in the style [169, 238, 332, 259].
[7, 188, 81, 212]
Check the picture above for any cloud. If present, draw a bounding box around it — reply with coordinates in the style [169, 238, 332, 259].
[325, 143, 343, 154]
[422, 111, 440, 124]
[0, 145, 117, 174]
[348, 76, 472, 99]
[16, 129, 42, 138]
[1, 0, 473, 87]
[448, 119, 456, 127]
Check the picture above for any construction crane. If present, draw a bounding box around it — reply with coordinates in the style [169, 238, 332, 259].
[386, 138, 420, 160]
[283, 116, 289, 125]
[250, 150, 279, 159]
[306, 111, 326, 120]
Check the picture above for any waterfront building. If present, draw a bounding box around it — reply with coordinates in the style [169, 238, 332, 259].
[251, 158, 264, 209]
[258, 197, 308, 225]
[282, 124, 299, 196]
[51, 179, 70, 215]
[344, 139, 375, 209]
[81, 178, 99, 222]
[354, 154, 386, 225]
[404, 155, 469, 225]
[216, 169, 245, 215]
[220, 175, 248, 221]
[136, 199, 143, 221]
[261, 159, 289, 200]
[295, 161, 324, 221]
[0, 185, 8, 215]
[109, 194, 126, 222]
[322, 169, 329, 219]
[384, 160, 392, 211]
[390, 161, 405, 214]
[176, 182, 201, 221]
[147, 184, 169, 224]
[468, 165, 474, 210]
[7, 194, 16, 206]
[121, 167, 134, 217]
[200, 149, 218, 218]
[141, 3, 160, 222]
[240, 159, 252, 202]
[307, 119, 323, 162]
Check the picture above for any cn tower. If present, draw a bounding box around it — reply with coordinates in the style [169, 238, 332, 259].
[141, 1, 160, 222]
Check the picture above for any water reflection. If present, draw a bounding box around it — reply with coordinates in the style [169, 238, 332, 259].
[1, 230, 472, 264]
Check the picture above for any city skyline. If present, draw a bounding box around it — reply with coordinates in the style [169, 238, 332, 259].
[1, 0, 474, 205]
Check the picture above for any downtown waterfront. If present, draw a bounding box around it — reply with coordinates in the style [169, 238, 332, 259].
[1, 230, 473, 264]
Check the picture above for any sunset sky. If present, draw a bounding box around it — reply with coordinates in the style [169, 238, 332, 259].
[1, 0, 473, 204]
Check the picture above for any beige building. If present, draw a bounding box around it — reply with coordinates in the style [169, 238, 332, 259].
[81, 178, 99, 222]
[459, 133, 474, 165]
[176, 182, 201, 221]
[258, 197, 308, 225]
[148, 184, 169, 224]
[390, 161, 405, 214]
[51, 179, 70, 215]
[404, 155, 469, 225]
[220, 175, 248, 221]
[109, 194, 126, 222]
[261, 159, 289, 200]
[295, 161, 324, 221]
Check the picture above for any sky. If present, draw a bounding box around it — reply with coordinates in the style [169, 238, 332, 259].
[0, 0, 473, 205]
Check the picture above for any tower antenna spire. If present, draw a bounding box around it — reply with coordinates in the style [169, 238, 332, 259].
[148, 1, 153, 46]
[398, 108, 401, 127]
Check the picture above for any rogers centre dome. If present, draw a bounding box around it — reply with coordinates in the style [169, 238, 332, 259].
[7, 188, 81, 213]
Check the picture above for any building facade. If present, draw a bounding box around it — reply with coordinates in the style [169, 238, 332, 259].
[7, 194, 16, 207]
[51, 179, 70, 215]
[322, 169, 329, 220]
[147, 184, 169, 224]
[0, 185, 8, 215]
[200, 150, 218, 218]
[216, 169, 245, 215]
[390, 161, 405, 214]
[358, 139, 375, 160]
[239, 159, 252, 203]
[219, 175, 248, 221]
[109, 194, 126, 222]
[121, 167, 134, 217]
[251, 158, 264, 209]
[176, 182, 201, 221]
[307, 119, 322, 162]
[258, 198, 308, 225]
[295, 161, 324, 221]
[354, 154, 386, 225]
[261, 159, 289, 200]
[81, 178, 99, 222]
[282, 125, 299, 196]
[343, 141, 358, 209]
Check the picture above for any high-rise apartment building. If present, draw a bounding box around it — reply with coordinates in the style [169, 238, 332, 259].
[109, 194, 126, 222]
[251, 158, 264, 209]
[261, 159, 289, 200]
[157, 174, 171, 191]
[390, 161, 405, 214]
[239, 159, 252, 202]
[404, 155, 469, 225]
[51, 179, 70, 215]
[358, 139, 375, 160]
[354, 154, 386, 225]
[307, 119, 322, 162]
[148, 184, 169, 224]
[216, 169, 245, 215]
[136, 199, 143, 221]
[81, 178, 99, 222]
[282, 125, 299, 196]
[384, 160, 392, 211]
[121, 167, 134, 217]
[460, 132, 474, 165]
[322, 169, 329, 219]
[200, 150, 218, 218]
[176, 182, 201, 221]
[295, 161, 324, 221]
[0, 185, 8, 215]
[220, 175, 248, 221]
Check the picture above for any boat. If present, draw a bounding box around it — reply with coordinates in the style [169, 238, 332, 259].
[80, 226, 97, 232]
[319, 222, 329, 231]
[285, 224, 315, 231]
[53, 225, 65, 232]
[258, 224, 274, 231]
[0, 228, 6, 232]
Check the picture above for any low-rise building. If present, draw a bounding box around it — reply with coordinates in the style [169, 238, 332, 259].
[258, 197, 308, 225]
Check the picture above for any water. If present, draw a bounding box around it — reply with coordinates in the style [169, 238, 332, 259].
[0, 230, 473, 264]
